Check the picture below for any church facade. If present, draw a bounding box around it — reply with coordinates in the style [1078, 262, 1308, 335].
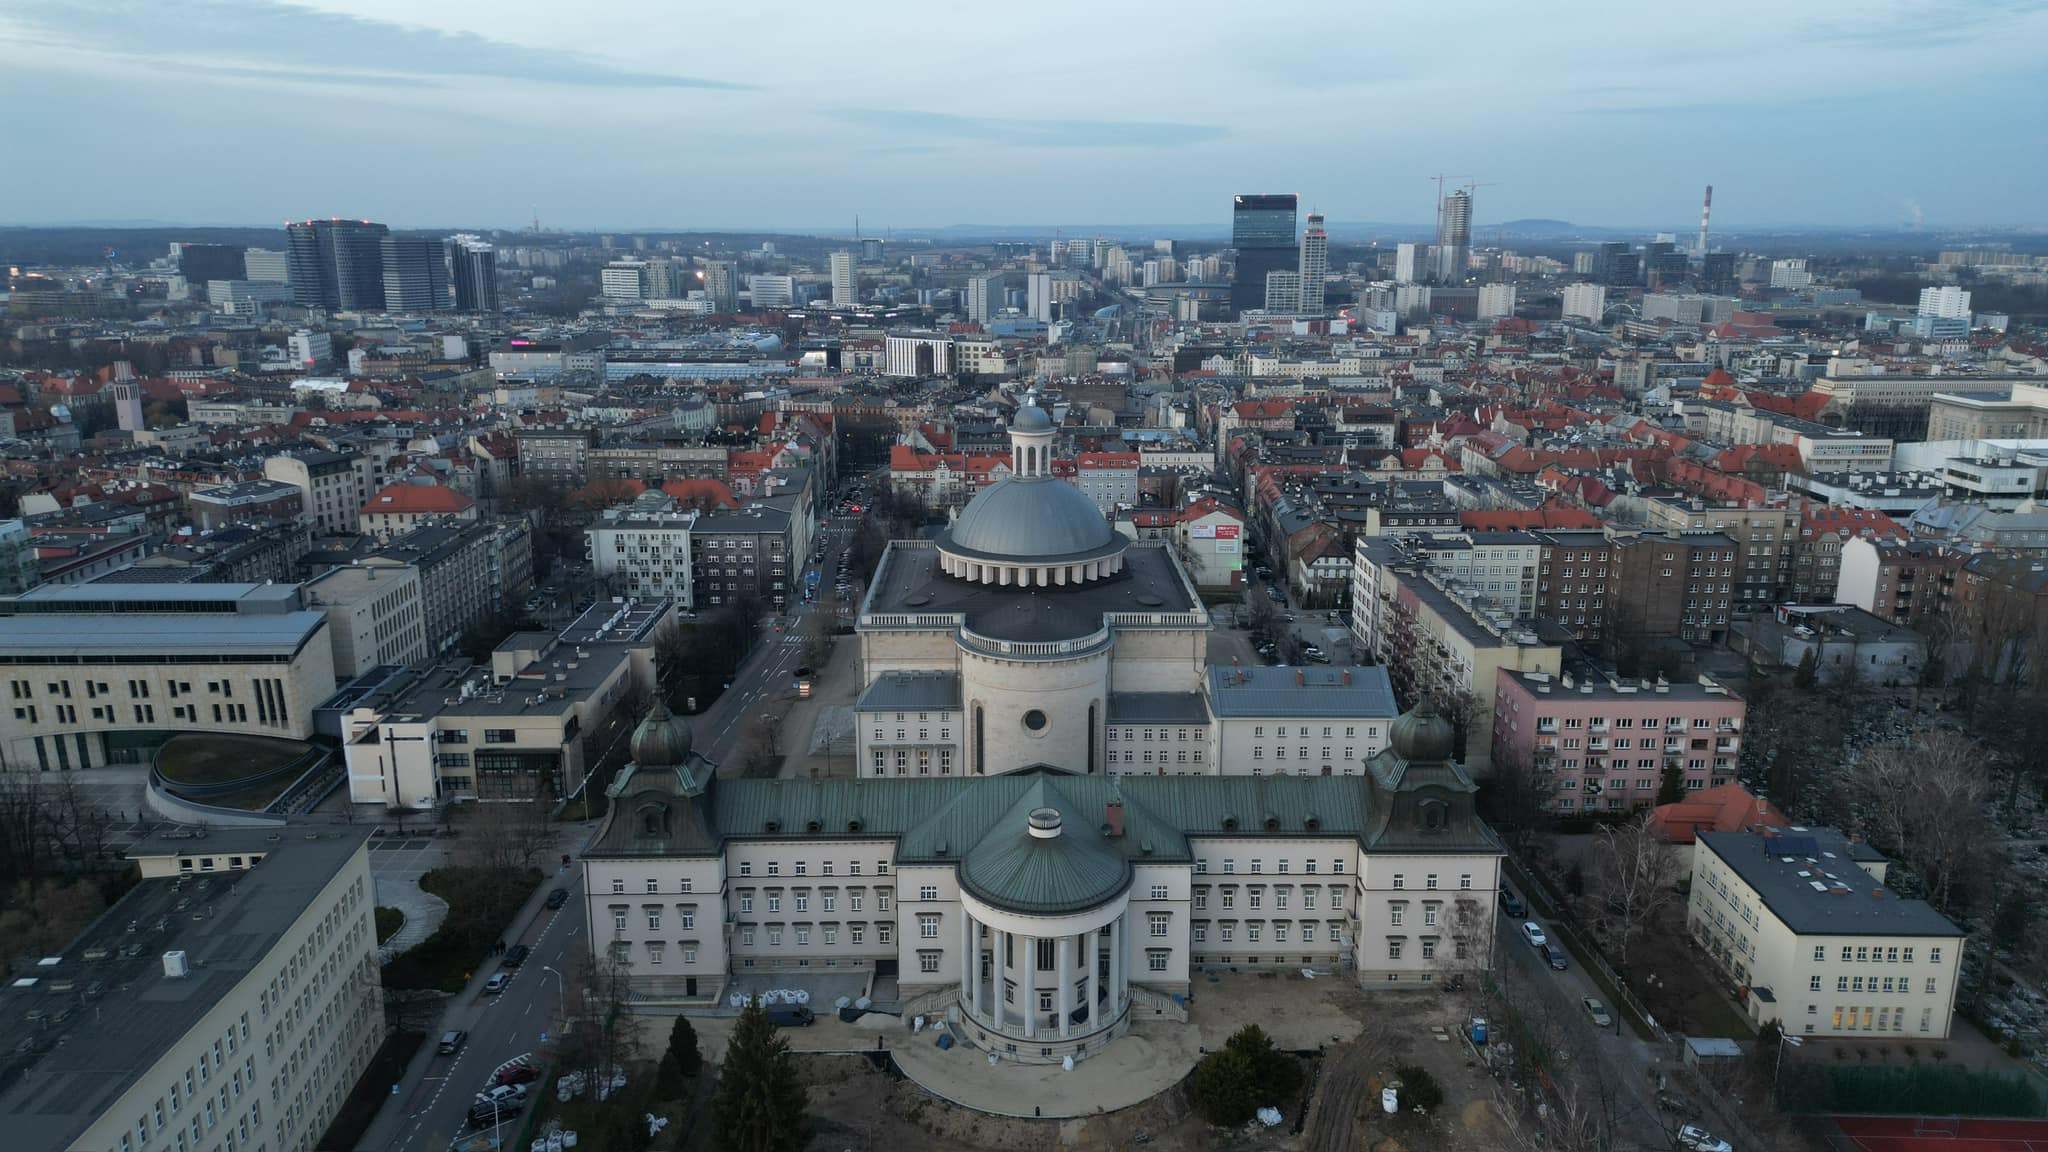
[587, 699, 1503, 1063]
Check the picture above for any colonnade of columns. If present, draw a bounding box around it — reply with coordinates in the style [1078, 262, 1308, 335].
[937, 551, 1127, 587]
[958, 909, 1126, 1042]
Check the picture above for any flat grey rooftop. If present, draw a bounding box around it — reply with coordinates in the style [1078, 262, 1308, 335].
[1206, 665, 1397, 718]
[1107, 692, 1211, 725]
[865, 542, 1199, 643]
[0, 582, 302, 613]
[856, 671, 961, 713]
[0, 610, 328, 658]
[1697, 828, 1960, 939]
[2, 826, 371, 1152]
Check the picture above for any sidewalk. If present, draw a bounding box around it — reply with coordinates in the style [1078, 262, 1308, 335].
[776, 635, 862, 780]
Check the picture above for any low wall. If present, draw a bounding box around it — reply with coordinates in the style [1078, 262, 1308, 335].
[144, 773, 287, 828]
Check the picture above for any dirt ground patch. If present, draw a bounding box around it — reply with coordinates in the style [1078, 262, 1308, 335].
[797, 1054, 1214, 1152]
[1629, 904, 1755, 1038]
[1189, 970, 1367, 1050]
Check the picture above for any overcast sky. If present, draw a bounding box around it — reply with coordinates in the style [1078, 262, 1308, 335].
[3, 0, 2044, 232]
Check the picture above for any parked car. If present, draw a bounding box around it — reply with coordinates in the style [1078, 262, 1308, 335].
[1520, 920, 1547, 948]
[1677, 1125, 1733, 1152]
[1500, 887, 1525, 917]
[1543, 942, 1569, 970]
[483, 972, 510, 995]
[1582, 998, 1612, 1028]
[545, 888, 568, 910]
[437, 1030, 467, 1055]
[503, 944, 531, 969]
[493, 1059, 539, 1087]
[764, 1004, 816, 1027]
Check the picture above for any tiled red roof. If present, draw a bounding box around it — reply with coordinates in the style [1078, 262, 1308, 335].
[361, 483, 473, 516]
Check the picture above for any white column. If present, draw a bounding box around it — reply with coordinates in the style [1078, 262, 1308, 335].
[1109, 914, 1124, 1016]
[1057, 935, 1073, 1040]
[1021, 934, 1037, 1039]
[961, 910, 975, 1022]
[1083, 927, 1100, 1029]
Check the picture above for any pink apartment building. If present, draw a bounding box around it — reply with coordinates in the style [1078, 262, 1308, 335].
[1491, 668, 1745, 812]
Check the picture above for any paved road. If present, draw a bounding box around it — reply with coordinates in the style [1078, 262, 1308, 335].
[357, 865, 589, 1152]
[1492, 910, 1683, 1149]
[695, 512, 861, 768]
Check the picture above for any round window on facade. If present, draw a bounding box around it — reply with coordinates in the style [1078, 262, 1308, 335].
[1022, 709, 1049, 733]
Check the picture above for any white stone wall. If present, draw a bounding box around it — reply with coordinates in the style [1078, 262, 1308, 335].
[1355, 853, 1501, 984]
[1105, 719, 1210, 774]
[961, 646, 1109, 775]
[858, 706, 965, 777]
[1214, 716, 1391, 777]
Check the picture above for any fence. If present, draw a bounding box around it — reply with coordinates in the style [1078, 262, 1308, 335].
[1501, 853, 1668, 1044]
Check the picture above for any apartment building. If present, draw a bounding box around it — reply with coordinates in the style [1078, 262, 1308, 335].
[357, 481, 477, 535]
[0, 583, 336, 768]
[263, 450, 372, 536]
[1791, 502, 1909, 602]
[1689, 826, 1962, 1038]
[1611, 531, 1739, 646]
[515, 428, 596, 489]
[3, 826, 382, 1152]
[1642, 496, 1797, 608]
[188, 478, 303, 531]
[1833, 538, 1966, 631]
[302, 563, 429, 677]
[362, 520, 497, 655]
[1492, 669, 1744, 811]
[690, 503, 795, 610]
[1351, 542, 1562, 775]
[588, 492, 697, 604]
[1203, 666, 1398, 777]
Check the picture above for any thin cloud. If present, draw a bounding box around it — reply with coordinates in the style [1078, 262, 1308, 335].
[0, 0, 750, 89]
[832, 108, 1225, 149]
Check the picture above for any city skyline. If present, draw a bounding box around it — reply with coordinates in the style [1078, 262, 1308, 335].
[3, 0, 2046, 231]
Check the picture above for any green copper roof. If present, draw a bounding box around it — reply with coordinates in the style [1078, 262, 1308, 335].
[956, 780, 1133, 916]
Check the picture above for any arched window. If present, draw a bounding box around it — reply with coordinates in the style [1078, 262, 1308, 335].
[1418, 799, 1449, 833]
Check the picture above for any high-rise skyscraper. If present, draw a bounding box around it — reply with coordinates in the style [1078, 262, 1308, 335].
[449, 234, 498, 312]
[380, 236, 449, 311]
[1435, 190, 1471, 283]
[967, 272, 1002, 323]
[702, 260, 737, 312]
[1230, 194, 1298, 316]
[1394, 242, 1427, 285]
[286, 219, 389, 310]
[830, 251, 856, 306]
[242, 247, 289, 283]
[1297, 212, 1328, 313]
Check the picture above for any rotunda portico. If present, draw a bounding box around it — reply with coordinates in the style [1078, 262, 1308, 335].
[952, 799, 1134, 1056]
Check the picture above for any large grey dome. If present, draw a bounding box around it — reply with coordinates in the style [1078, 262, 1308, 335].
[1388, 700, 1456, 763]
[944, 477, 1121, 561]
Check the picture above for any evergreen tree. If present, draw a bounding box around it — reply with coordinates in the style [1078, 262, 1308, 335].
[1657, 764, 1686, 805]
[667, 1015, 702, 1078]
[1795, 647, 1819, 689]
[711, 1000, 806, 1152]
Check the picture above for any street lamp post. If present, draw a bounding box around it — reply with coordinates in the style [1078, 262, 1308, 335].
[541, 964, 566, 1031]
[1772, 1031, 1804, 1108]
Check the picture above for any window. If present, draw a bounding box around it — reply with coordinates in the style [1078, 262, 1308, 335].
[1149, 913, 1169, 937]
[646, 909, 661, 931]
[919, 916, 939, 939]
[1388, 940, 1403, 960]
[612, 909, 628, 931]
[1148, 952, 1168, 972]
[918, 885, 938, 901]
[919, 953, 940, 974]
[1392, 873, 1403, 889]
[1150, 884, 1169, 900]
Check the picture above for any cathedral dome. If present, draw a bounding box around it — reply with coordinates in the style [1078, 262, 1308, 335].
[630, 699, 694, 768]
[944, 479, 1121, 561]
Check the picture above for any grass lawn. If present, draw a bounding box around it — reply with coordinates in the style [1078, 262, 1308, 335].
[382, 866, 543, 993]
[375, 906, 404, 943]
[157, 733, 315, 785]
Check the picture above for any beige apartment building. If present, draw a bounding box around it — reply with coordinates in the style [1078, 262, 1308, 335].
[3, 825, 382, 1152]
[1689, 826, 1963, 1038]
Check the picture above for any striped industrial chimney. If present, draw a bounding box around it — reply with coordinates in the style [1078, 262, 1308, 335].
[1697, 184, 1713, 257]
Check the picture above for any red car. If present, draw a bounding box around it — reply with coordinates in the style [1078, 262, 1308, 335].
[493, 1059, 539, 1088]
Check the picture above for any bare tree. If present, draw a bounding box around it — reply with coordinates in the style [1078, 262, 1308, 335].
[1849, 728, 1992, 916]
[1594, 812, 1686, 973]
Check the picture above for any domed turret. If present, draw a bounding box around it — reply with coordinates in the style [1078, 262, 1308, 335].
[630, 699, 694, 768]
[1387, 699, 1456, 764]
[1011, 404, 1054, 433]
[934, 399, 1129, 586]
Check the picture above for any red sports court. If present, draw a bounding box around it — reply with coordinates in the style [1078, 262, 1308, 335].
[1829, 1116, 2048, 1151]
